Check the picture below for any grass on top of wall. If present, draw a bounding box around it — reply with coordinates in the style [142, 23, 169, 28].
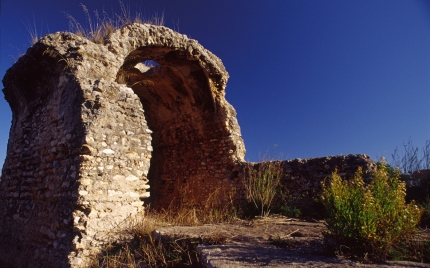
[28, 0, 165, 45]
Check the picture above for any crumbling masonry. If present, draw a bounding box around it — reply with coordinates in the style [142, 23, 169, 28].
[0, 24, 375, 267]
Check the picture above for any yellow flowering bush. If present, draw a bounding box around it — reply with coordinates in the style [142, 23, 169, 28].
[321, 164, 423, 262]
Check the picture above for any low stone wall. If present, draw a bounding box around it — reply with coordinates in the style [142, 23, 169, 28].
[235, 154, 377, 211]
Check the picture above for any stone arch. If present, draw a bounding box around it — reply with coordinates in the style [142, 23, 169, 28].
[0, 23, 246, 267]
[106, 24, 246, 207]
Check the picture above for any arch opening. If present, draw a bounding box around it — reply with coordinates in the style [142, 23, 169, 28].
[116, 47, 231, 208]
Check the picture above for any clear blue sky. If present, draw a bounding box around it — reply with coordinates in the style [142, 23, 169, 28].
[1, 0, 429, 168]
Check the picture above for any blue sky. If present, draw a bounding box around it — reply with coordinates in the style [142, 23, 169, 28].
[1, 0, 429, 168]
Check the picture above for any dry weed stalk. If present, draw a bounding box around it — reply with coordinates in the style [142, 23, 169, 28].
[65, 1, 164, 44]
[243, 160, 283, 217]
[22, 15, 45, 45]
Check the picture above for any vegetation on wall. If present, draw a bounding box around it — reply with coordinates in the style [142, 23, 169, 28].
[65, 1, 164, 44]
[28, 0, 165, 45]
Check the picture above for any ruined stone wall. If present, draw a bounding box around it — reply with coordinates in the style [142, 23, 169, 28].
[0, 23, 245, 267]
[0, 23, 376, 268]
[69, 78, 153, 266]
[0, 47, 85, 267]
[0, 38, 153, 267]
[236, 154, 377, 210]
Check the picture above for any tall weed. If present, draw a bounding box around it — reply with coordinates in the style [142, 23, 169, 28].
[391, 139, 430, 175]
[391, 139, 430, 202]
[243, 160, 283, 217]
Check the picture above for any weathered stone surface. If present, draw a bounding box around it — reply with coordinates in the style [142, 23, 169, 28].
[0, 23, 375, 268]
[0, 23, 245, 267]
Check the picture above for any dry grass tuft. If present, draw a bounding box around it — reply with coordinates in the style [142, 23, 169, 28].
[91, 185, 237, 267]
[155, 185, 238, 226]
[22, 15, 47, 45]
[65, 1, 164, 44]
[91, 209, 201, 268]
[24, 1, 165, 46]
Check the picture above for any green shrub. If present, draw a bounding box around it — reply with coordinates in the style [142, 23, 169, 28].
[321, 164, 423, 262]
[280, 204, 302, 218]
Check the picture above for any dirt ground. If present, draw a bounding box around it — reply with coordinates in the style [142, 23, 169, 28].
[155, 216, 430, 267]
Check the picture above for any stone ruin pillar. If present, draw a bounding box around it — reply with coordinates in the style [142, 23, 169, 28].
[0, 24, 246, 267]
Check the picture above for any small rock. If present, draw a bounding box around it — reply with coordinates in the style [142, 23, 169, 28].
[102, 149, 115, 155]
